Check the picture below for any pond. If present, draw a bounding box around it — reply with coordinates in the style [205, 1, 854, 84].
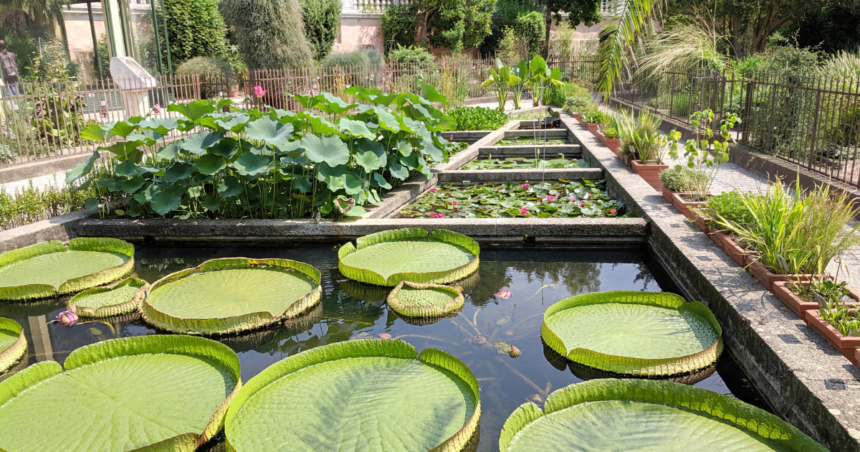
[0, 243, 770, 451]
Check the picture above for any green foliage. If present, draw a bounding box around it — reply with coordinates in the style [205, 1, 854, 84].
[447, 106, 509, 130]
[175, 57, 237, 98]
[602, 126, 619, 139]
[667, 109, 741, 199]
[424, 0, 495, 52]
[299, 0, 341, 61]
[658, 165, 708, 192]
[514, 11, 545, 57]
[616, 109, 666, 162]
[525, 55, 563, 106]
[819, 50, 860, 80]
[388, 45, 435, 65]
[320, 49, 384, 68]
[481, 58, 521, 111]
[705, 190, 759, 228]
[0, 182, 97, 231]
[220, 0, 314, 69]
[69, 84, 455, 220]
[546, 80, 590, 107]
[462, 156, 585, 169]
[381, 4, 418, 51]
[481, 0, 534, 56]
[159, 0, 233, 69]
[647, 92, 691, 117]
[790, 6, 860, 55]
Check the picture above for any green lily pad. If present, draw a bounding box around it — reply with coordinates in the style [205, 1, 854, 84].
[387, 281, 464, 318]
[225, 339, 479, 451]
[541, 291, 722, 376]
[0, 318, 25, 373]
[338, 228, 480, 286]
[499, 379, 827, 452]
[0, 238, 134, 301]
[142, 258, 322, 335]
[0, 335, 241, 452]
[67, 277, 147, 318]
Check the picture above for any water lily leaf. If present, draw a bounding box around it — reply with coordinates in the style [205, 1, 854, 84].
[0, 318, 25, 373]
[387, 281, 463, 318]
[422, 138, 444, 162]
[79, 123, 114, 142]
[0, 238, 134, 300]
[181, 131, 223, 155]
[156, 141, 181, 160]
[355, 148, 382, 172]
[164, 162, 194, 183]
[233, 152, 271, 177]
[215, 113, 250, 132]
[245, 117, 294, 149]
[126, 129, 163, 146]
[122, 174, 147, 194]
[168, 99, 217, 120]
[225, 339, 479, 451]
[114, 160, 141, 177]
[338, 228, 480, 286]
[151, 186, 184, 215]
[292, 175, 311, 193]
[338, 118, 375, 139]
[197, 154, 226, 175]
[499, 379, 827, 452]
[291, 93, 323, 109]
[397, 140, 412, 156]
[201, 196, 221, 212]
[301, 134, 349, 167]
[218, 176, 242, 197]
[65, 151, 100, 184]
[101, 141, 143, 161]
[0, 335, 241, 452]
[304, 114, 339, 136]
[67, 277, 146, 318]
[318, 93, 357, 114]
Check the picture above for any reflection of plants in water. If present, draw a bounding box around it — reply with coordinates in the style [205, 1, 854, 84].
[508, 261, 602, 296]
[632, 262, 656, 291]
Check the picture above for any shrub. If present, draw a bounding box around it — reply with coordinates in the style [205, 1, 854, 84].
[159, 0, 233, 69]
[381, 4, 418, 51]
[220, 0, 314, 69]
[546, 80, 591, 107]
[0, 181, 97, 231]
[447, 106, 509, 130]
[321, 49, 384, 68]
[706, 190, 759, 228]
[299, 0, 341, 61]
[388, 45, 434, 65]
[562, 95, 592, 114]
[514, 11, 545, 58]
[175, 57, 237, 99]
[659, 165, 708, 192]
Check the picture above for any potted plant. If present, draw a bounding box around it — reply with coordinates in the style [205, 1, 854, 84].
[802, 279, 860, 364]
[773, 276, 860, 320]
[658, 165, 707, 208]
[581, 109, 603, 137]
[603, 126, 621, 154]
[617, 110, 669, 191]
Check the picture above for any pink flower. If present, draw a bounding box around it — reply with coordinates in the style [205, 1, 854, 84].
[152, 103, 161, 114]
[429, 187, 437, 193]
[50, 310, 78, 328]
[495, 289, 513, 299]
[545, 195, 555, 202]
[428, 212, 439, 218]
[585, 193, 591, 199]
[570, 197, 577, 202]
[521, 183, 529, 189]
[436, 213, 445, 219]
[580, 202, 586, 207]
[378, 333, 392, 339]
[451, 201, 457, 206]
[519, 207, 528, 215]
[610, 209, 617, 215]
[253, 85, 267, 98]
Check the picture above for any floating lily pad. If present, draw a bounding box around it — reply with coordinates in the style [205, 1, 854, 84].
[67, 277, 147, 318]
[0, 238, 134, 300]
[387, 281, 464, 318]
[541, 291, 722, 376]
[0, 318, 25, 373]
[338, 228, 480, 286]
[142, 258, 322, 335]
[0, 335, 241, 452]
[499, 379, 827, 452]
[225, 339, 480, 451]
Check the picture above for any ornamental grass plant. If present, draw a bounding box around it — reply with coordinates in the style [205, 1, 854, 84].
[617, 109, 666, 163]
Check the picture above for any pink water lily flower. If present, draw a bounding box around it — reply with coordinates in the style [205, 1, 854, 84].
[429, 187, 437, 193]
[451, 201, 457, 206]
[428, 212, 439, 218]
[378, 333, 392, 339]
[519, 207, 528, 215]
[495, 289, 513, 299]
[436, 213, 445, 219]
[580, 202, 586, 207]
[253, 85, 267, 98]
[50, 310, 78, 328]
[521, 183, 529, 189]
[610, 209, 617, 214]
[545, 195, 555, 202]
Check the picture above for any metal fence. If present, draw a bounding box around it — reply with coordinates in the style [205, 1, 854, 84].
[611, 68, 860, 188]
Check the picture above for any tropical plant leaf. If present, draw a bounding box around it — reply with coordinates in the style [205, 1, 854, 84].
[417, 80, 448, 105]
[540, 291, 722, 376]
[141, 258, 322, 335]
[224, 339, 479, 451]
[0, 238, 134, 300]
[201, 196, 221, 212]
[499, 379, 827, 452]
[0, 317, 26, 373]
[79, 123, 115, 142]
[138, 117, 180, 134]
[0, 335, 241, 452]
[301, 133, 350, 167]
[122, 174, 147, 194]
[387, 281, 464, 318]
[164, 162, 195, 183]
[218, 176, 243, 197]
[67, 277, 147, 318]
[338, 118, 375, 140]
[338, 228, 480, 286]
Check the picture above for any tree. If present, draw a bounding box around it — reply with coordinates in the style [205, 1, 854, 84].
[382, 4, 418, 51]
[540, 0, 602, 58]
[389, 0, 494, 52]
[299, 0, 341, 61]
[220, 0, 314, 69]
[160, 0, 233, 68]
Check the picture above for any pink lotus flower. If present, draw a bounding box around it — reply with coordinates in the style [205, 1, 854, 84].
[429, 187, 437, 193]
[580, 202, 586, 207]
[610, 209, 617, 215]
[428, 212, 439, 218]
[519, 207, 528, 215]
[378, 333, 392, 339]
[253, 85, 267, 98]
[50, 310, 78, 328]
[495, 289, 513, 299]
[521, 183, 529, 189]
[152, 103, 161, 114]
[545, 195, 555, 202]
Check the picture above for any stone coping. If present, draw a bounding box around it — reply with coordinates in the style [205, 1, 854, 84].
[564, 112, 860, 451]
[0, 209, 96, 253]
[503, 129, 568, 139]
[437, 168, 603, 183]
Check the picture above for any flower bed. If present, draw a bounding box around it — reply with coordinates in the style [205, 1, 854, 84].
[399, 180, 624, 219]
[462, 157, 586, 170]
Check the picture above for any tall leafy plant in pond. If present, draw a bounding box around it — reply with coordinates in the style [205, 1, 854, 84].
[482, 58, 521, 111]
[510, 60, 528, 110]
[66, 82, 454, 220]
[525, 55, 563, 107]
[667, 109, 741, 201]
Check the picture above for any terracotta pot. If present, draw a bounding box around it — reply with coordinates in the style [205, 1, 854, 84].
[692, 215, 713, 235]
[805, 310, 860, 365]
[597, 131, 608, 145]
[671, 192, 709, 219]
[709, 232, 749, 266]
[605, 138, 622, 154]
[228, 84, 240, 97]
[587, 123, 600, 137]
[662, 186, 676, 205]
[745, 260, 819, 292]
[771, 280, 860, 320]
[573, 112, 581, 121]
[631, 160, 668, 192]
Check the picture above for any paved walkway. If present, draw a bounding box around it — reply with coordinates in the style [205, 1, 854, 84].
[0, 170, 68, 197]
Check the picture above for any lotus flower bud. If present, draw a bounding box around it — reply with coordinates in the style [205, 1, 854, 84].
[253, 85, 267, 98]
[51, 310, 78, 328]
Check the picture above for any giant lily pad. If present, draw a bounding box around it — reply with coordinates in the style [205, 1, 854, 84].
[0, 238, 134, 301]
[0, 318, 25, 373]
[541, 291, 722, 376]
[499, 379, 827, 452]
[142, 258, 322, 335]
[338, 228, 480, 286]
[225, 339, 480, 451]
[387, 281, 464, 318]
[67, 277, 147, 318]
[0, 335, 241, 452]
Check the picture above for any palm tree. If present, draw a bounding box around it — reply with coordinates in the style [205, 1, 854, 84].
[596, 0, 659, 97]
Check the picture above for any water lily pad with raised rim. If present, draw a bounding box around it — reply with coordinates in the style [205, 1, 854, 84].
[0, 318, 25, 374]
[225, 339, 480, 451]
[499, 379, 827, 452]
[67, 277, 147, 318]
[0, 238, 134, 301]
[142, 258, 322, 335]
[0, 335, 242, 452]
[541, 291, 722, 376]
[338, 228, 480, 286]
[388, 281, 464, 318]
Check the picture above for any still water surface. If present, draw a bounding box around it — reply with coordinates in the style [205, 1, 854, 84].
[0, 244, 769, 451]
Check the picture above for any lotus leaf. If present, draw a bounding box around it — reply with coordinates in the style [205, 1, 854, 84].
[0, 238, 134, 301]
[541, 291, 722, 376]
[499, 379, 827, 452]
[0, 335, 241, 452]
[225, 339, 479, 451]
[0, 318, 25, 373]
[67, 277, 147, 318]
[338, 228, 480, 286]
[142, 258, 322, 335]
[387, 281, 464, 318]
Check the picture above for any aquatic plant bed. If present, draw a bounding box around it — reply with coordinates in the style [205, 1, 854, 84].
[477, 145, 582, 160]
[503, 129, 568, 139]
[497, 137, 569, 146]
[399, 180, 625, 219]
[437, 167, 604, 183]
[462, 156, 586, 170]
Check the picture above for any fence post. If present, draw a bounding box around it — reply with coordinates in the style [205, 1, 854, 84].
[809, 89, 823, 166]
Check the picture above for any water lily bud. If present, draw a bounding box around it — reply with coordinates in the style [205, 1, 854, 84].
[51, 310, 78, 328]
